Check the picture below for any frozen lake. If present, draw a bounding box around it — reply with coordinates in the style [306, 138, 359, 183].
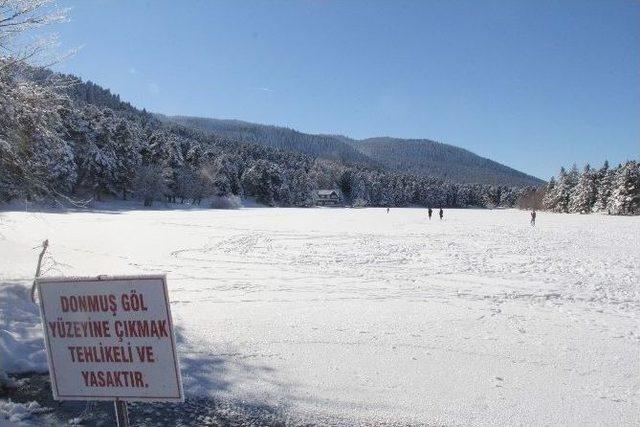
[1, 207, 639, 425]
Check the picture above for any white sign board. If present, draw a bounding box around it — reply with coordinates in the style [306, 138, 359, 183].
[36, 275, 183, 401]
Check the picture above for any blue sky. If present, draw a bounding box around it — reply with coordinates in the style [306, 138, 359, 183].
[53, 0, 639, 179]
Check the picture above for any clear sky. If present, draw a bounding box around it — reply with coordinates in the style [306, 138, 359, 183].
[52, 0, 639, 179]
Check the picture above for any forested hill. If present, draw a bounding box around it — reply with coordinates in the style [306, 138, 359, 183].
[162, 116, 377, 167]
[350, 138, 544, 187]
[1, 62, 532, 209]
[27, 66, 140, 114]
[164, 116, 543, 187]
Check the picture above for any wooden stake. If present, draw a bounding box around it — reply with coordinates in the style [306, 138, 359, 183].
[30, 239, 49, 303]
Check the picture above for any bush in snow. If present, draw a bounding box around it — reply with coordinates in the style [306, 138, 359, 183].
[210, 195, 242, 209]
[352, 198, 368, 208]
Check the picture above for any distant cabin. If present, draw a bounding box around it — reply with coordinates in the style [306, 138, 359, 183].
[314, 189, 342, 206]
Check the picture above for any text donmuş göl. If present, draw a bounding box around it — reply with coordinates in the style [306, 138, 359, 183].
[57, 291, 150, 315]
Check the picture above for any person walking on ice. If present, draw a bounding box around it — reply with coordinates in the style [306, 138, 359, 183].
[428, 207, 433, 220]
[386, 207, 390, 214]
[530, 210, 536, 226]
[439, 208, 444, 220]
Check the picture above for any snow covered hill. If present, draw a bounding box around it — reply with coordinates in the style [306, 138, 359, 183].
[349, 137, 544, 186]
[1, 208, 638, 425]
[165, 115, 544, 187]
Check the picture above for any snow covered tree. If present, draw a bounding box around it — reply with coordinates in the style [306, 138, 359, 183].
[112, 118, 142, 199]
[338, 170, 355, 203]
[133, 164, 167, 206]
[0, 0, 68, 69]
[558, 164, 580, 212]
[568, 164, 597, 213]
[198, 160, 232, 197]
[608, 161, 640, 215]
[290, 170, 314, 206]
[542, 174, 561, 211]
[545, 165, 579, 213]
[541, 161, 639, 216]
[71, 106, 120, 198]
[483, 186, 502, 208]
[0, 64, 76, 201]
[173, 167, 198, 203]
[518, 186, 544, 210]
[593, 161, 614, 213]
[240, 160, 283, 206]
[499, 187, 518, 207]
[457, 185, 472, 207]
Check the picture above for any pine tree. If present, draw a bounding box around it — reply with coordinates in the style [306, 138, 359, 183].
[553, 164, 579, 212]
[547, 168, 570, 212]
[569, 164, 597, 213]
[609, 161, 640, 215]
[112, 119, 142, 199]
[542, 176, 557, 210]
[593, 161, 613, 212]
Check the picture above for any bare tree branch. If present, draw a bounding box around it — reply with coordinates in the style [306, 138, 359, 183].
[0, 0, 69, 66]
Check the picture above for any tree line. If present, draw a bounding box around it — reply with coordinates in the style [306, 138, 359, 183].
[1, 0, 636, 215]
[518, 161, 639, 215]
[3, 61, 636, 214]
[0, 62, 527, 209]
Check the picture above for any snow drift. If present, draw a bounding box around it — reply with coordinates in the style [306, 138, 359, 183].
[0, 284, 47, 376]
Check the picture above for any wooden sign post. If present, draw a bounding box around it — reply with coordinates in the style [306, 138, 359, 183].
[35, 275, 184, 426]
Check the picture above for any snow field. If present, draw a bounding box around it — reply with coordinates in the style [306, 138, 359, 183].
[1, 207, 638, 425]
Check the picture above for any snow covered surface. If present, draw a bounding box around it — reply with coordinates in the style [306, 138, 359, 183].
[0, 284, 47, 374]
[0, 400, 46, 425]
[0, 207, 638, 425]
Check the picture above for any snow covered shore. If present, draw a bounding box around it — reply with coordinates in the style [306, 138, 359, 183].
[1, 208, 638, 425]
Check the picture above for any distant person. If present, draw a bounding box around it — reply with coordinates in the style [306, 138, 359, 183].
[386, 207, 390, 214]
[439, 208, 443, 220]
[531, 210, 536, 226]
[428, 207, 433, 220]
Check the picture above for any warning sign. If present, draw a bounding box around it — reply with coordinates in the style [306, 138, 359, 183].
[36, 275, 183, 401]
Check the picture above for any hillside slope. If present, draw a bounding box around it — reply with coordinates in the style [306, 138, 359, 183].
[165, 116, 543, 187]
[350, 137, 544, 187]
[165, 116, 377, 167]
